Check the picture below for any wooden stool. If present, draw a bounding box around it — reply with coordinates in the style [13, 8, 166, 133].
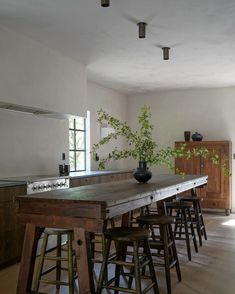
[136, 214, 181, 294]
[96, 227, 159, 294]
[177, 196, 207, 246]
[89, 218, 116, 286]
[33, 228, 76, 294]
[165, 201, 198, 261]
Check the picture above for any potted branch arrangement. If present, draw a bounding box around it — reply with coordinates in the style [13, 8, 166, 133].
[92, 105, 227, 183]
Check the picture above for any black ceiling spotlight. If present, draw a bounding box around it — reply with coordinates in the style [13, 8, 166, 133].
[101, 0, 110, 7]
[162, 47, 170, 60]
[137, 22, 147, 39]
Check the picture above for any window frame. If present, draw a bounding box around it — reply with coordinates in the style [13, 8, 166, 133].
[69, 117, 86, 172]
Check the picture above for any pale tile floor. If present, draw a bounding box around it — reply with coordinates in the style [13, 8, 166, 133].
[1, 213, 235, 294]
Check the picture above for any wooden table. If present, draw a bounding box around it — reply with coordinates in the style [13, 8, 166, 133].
[15, 174, 207, 294]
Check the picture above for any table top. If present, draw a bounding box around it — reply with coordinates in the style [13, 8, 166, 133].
[16, 174, 207, 219]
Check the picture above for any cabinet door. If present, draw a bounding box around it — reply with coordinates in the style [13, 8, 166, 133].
[200, 144, 231, 211]
[175, 141, 231, 213]
[175, 155, 201, 175]
[0, 185, 26, 269]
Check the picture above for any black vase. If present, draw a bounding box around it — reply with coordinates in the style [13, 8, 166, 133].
[133, 161, 152, 183]
[191, 132, 203, 141]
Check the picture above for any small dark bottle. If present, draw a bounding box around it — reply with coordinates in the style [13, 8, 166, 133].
[59, 153, 70, 176]
[184, 131, 191, 141]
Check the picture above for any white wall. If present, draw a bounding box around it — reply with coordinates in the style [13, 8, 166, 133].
[87, 81, 128, 170]
[0, 26, 87, 117]
[0, 25, 88, 177]
[0, 109, 69, 177]
[127, 87, 235, 210]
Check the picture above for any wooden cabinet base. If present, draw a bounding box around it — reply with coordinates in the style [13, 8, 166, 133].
[175, 141, 232, 215]
[0, 185, 26, 269]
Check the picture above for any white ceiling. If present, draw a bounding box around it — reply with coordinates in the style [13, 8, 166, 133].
[1, 0, 235, 94]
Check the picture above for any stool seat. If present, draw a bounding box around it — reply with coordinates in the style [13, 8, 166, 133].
[33, 228, 76, 294]
[165, 200, 198, 261]
[136, 214, 181, 294]
[165, 201, 192, 209]
[137, 214, 175, 225]
[104, 227, 150, 242]
[97, 227, 159, 294]
[177, 195, 207, 246]
[177, 196, 203, 202]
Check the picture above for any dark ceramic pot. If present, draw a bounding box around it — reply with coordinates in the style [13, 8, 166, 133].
[133, 161, 152, 183]
[191, 132, 203, 141]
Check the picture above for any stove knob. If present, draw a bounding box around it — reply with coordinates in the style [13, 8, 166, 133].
[32, 186, 37, 191]
[43, 185, 47, 189]
[38, 185, 42, 190]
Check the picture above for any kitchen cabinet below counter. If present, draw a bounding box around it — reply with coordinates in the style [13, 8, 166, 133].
[0, 184, 26, 269]
[69, 170, 133, 187]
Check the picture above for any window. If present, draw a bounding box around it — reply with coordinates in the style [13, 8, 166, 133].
[69, 117, 86, 172]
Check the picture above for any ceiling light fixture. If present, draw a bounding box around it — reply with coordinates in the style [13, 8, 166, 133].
[138, 22, 147, 39]
[101, 0, 110, 7]
[162, 47, 170, 60]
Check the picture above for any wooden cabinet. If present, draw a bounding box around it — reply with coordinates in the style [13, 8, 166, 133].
[175, 141, 232, 215]
[70, 171, 133, 188]
[0, 185, 26, 269]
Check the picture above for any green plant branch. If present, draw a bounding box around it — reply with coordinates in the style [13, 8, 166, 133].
[91, 105, 230, 176]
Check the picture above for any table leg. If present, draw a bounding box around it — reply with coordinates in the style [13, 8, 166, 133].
[16, 223, 42, 294]
[73, 227, 95, 294]
[191, 187, 198, 196]
[121, 211, 131, 227]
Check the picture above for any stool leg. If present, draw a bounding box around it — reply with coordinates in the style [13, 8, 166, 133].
[168, 224, 181, 282]
[187, 208, 198, 253]
[163, 225, 172, 294]
[67, 233, 74, 294]
[114, 242, 123, 294]
[182, 208, 192, 261]
[96, 238, 112, 294]
[144, 240, 159, 294]
[33, 233, 49, 291]
[56, 233, 62, 290]
[198, 201, 207, 240]
[133, 241, 142, 294]
[193, 201, 203, 246]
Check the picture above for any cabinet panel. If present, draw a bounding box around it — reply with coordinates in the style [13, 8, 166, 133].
[175, 155, 201, 175]
[0, 185, 26, 269]
[175, 141, 232, 214]
[0, 228, 25, 268]
[70, 171, 133, 188]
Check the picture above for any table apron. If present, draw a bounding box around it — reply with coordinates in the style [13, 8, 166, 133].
[17, 213, 104, 233]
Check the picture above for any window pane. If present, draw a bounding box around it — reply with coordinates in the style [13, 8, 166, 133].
[69, 151, 75, 171]
[75, 117, 85, 130]
[69, 130, 75, 149]
[76, 151, 85, 170]
[76, 131, 85, 150]
[69, 118, 75, 129]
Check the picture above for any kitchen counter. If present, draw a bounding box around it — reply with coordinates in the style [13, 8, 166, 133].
[69, 169, 133, 179]
[0, 180, 26, 188]
[0, 170, 133, 184]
